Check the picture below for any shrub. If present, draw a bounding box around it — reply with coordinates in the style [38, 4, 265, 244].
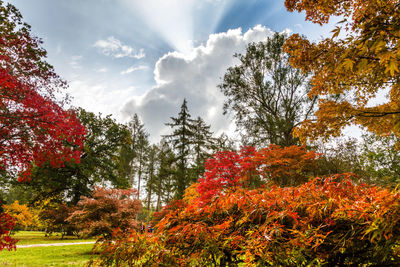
[67, 187, 142, 239]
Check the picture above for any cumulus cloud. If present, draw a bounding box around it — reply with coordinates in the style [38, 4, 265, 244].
[94, 36, 145, 59]
[121, 25, 274, 140]
[121, 65, 149, 75]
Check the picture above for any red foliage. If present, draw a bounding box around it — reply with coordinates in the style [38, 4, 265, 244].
[67, 187, 142, 239]
[0, 71, 86, 181]
[152, 199, 186, 225]
[0, 213, 17, 251]
[155, 174, 400, 265]
[0, 2, 86, 181]
[242, 144, 318, 186]
[197, 145, 317, 203]
[197, 146, 255, 202]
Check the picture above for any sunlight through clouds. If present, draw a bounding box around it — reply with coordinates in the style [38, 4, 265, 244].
[122, 0, 230, 53]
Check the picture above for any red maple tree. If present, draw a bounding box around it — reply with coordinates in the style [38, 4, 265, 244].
[0, 1, 86, 250]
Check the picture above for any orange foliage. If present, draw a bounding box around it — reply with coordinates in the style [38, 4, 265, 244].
[154, 175, 400, 265]
[242, 144, 318, 186]
[283, 0, 400, 141]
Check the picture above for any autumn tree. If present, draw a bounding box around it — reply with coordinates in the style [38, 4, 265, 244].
[67, 187, 141, 239]
[219, 33, 316, 147]
[0, 0, 85, 182]
[197, 146, 256, 203]
[2, 200, 32, 231]
[284, 0, 400, 142]
[93, 174, 400, 266]
[0, 1, 85, 250]
[0, 212, 16, 251]
[39, 202, 78, 237]
[197, 145, 317, 203]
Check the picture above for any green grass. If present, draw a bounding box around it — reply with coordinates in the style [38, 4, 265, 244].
[0, 244, 95, 266]
[12, 231, 95, 245]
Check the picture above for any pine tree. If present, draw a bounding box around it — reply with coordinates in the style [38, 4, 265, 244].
[164, 99, 195, 199]
[191, 117, 214, 181]
[144, 144, 159, 213]
[127, 114, 149, 198]
[156, 139, 176, 210]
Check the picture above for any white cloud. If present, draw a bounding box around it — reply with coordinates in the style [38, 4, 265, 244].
[94, 36, 145, 59]
[69, 55, 82, 69]
[97, 67, 108, 73]
[121, 65, 148, 75]
[67, 79, 137, 118]
[121, 25, 274, 141]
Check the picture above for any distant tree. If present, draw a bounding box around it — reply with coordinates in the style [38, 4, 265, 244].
[191, 117, 214, 182]
[219, 33, 316, 147]
[143, 144, 159, 214]
[314, 138, 365, 178]
[39, 202, 78, 238]
[213, 133, 237, 152]
[361, 134, 400, 186]
[164, 99, 196, 199]
[127, 114, 150, 198]
[67, 187, 141, 239]
[155, 140, 176, 210]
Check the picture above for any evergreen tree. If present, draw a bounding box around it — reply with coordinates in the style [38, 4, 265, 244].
[144, 144, 159, 213]
[191, 117, 214, 181]
[127, 114, 149, 192]
[164, 99, 195, 199]
[155, 139, 176, 210]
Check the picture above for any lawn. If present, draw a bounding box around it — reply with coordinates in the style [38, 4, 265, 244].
[12, 231, 95, 245]
[0, 244, 95, 266]
[0, 231, 97, 266]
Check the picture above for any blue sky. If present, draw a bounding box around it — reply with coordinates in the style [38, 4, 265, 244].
[8, 0, 338, 141]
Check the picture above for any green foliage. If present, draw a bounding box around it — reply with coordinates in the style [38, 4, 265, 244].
[361, 134, 400, 186]
[219, 33, 316, 147]
[23, 108, 132, 205]
[164, 99, 196, 199]
[164, 99, 215, 199]
[127, 114, 150, 197]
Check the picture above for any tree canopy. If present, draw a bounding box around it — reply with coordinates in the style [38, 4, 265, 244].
[283, 0, 400, 142]
[0, 1, 85, 182]
[219, 33, 316, 146]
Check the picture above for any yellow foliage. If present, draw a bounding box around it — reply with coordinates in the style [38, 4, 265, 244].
[3, 200, 33, 229]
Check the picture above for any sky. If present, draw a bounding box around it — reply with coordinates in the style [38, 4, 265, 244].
[8, 0, 340, 142]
